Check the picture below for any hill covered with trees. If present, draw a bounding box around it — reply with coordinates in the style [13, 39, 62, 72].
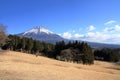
[2, 35, 94, 64]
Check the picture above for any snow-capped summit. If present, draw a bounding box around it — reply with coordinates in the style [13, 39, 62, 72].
[17, 26, 65, 43]
[23, 26, 54, 35]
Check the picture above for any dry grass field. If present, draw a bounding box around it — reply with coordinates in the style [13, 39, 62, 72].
[0, 50, 120, 80]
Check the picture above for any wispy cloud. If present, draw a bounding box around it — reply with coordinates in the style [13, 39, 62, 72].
[104, 20, 116, 25]
[104, 25, 120, 32]
[87, 25, 96, 31]
[104, 27, 115, 32]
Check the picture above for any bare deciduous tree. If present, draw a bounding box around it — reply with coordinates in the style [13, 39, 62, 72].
[0, 24, 6, 33]
[0, 24, 7, 47]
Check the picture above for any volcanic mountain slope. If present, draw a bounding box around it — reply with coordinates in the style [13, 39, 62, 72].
[0, 51, 120, 80]
[17, 26, 65, 43]
[16, 26, 120, 48]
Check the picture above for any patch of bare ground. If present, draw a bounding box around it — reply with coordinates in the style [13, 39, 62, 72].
[0, 51, 120, 80]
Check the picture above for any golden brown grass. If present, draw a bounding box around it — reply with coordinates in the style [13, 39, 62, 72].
[0, 51, 120, 80]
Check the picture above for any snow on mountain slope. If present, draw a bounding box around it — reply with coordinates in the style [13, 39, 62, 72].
[23, 26, 54, 35]
[17, 26, 66, 43]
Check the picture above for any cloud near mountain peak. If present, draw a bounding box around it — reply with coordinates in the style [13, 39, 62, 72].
[60, 23, 120, 44]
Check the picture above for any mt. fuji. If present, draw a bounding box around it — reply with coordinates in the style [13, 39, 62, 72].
[17, 26, 65, 43]
[16, 26, 120, 48]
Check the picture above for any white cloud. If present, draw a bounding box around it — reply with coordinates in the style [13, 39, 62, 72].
[104, 25, 120, 32]
[60, 22, 120, 44]
[104, 34, 120, 44]
[104, 20, 116, 25]
[73, 34, 84, 39]
[115, 25, 120, 31]
[85, 32, 110, 42]
[87, 25, 96, 31]
[60, 31, 120, 44]
[61, 32, 72, 39]
[77, 32, 120, 44]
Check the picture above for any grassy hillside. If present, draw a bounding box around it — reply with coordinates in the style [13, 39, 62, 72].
[0, 50, 120, 80]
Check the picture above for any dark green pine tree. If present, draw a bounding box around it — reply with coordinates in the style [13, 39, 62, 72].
[81, 42, 94, 64]
[24, 38, 33, 53]
[32, 40, 40, 53]
[28, 38, 33, 53]
[21, 37, 26, 52]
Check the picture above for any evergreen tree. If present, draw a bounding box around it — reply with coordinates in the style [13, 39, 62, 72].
[32, 40, 40, 53]
[21, 37, 26, 52]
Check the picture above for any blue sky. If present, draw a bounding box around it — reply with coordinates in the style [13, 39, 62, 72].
[0, 0, 120, 44]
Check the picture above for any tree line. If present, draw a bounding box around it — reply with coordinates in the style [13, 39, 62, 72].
[2, 35, 54, 57]
[94, 48, 120, 62]
[2, 35, 94, 64]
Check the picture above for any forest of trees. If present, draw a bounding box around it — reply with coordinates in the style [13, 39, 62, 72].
[1, 35, 94, 64]
[2, 35, 54, 57]
[94, 48, 120, 62]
